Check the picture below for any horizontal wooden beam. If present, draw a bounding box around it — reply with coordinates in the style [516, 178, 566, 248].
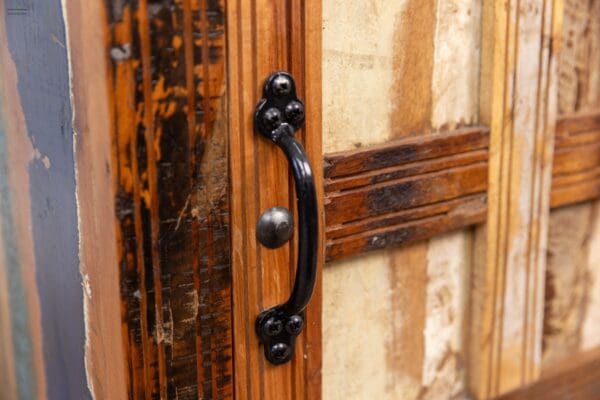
[324, 110, 600, 262]
[324, 127, 489, 262]
[551, 110, 600, 207]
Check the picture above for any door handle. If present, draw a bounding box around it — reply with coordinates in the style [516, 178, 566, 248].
[254, 72, 318, 365]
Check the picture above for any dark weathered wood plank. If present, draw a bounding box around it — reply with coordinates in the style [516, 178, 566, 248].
[324, 126, 489, 179]
[324, 127, 489, 262]
[107, 0, 232, 398]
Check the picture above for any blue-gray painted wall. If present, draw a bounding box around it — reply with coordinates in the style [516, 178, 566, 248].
[3, 0, 91, 398]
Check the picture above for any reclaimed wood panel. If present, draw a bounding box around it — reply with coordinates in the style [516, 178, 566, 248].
[228, 1, 323, 399]
[544, 0, 600, 373]
[551, 110, 600, 207]
[324, 127, 489, 262]
[106, 1, 232, 398]
[469, 0, 562, 397]
[497, 347, 600, 400]
[324, 109, 600, 263]
[322, 1, 481, 399]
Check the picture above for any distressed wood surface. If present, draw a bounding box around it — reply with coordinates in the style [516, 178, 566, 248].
[498, 347, 600, 400]
[468, 0, 563, 397]
[324, 127, 488, 262]
[323, 108, 600, 263]
[552, 110, 600, 207]
[62, 0, 127, 398]
[227, 1, 323, 399]
[543, 0, 600, 374]
[105, 1, 232, 398]
[323, 1, 481, 399]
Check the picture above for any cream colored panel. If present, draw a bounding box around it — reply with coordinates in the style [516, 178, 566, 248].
[323, 0, 407, 152]
[421, 232, 471, 398]
[322, 0, 481, 399]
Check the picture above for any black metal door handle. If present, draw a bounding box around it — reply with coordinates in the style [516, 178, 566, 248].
[254, 72, 318, 365]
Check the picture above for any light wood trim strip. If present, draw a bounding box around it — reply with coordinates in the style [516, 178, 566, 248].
[469, 0, 562, 397]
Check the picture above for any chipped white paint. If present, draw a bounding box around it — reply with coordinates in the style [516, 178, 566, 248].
[431, 0, 481, 129]
[323, 0, 408, 152]
[422, 232, 470, 392]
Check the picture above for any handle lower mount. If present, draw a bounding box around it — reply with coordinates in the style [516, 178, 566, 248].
[254, 72, 318, 365]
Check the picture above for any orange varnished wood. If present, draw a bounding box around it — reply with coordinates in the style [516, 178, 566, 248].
[106, 0, 232, 398]
[227, 1, 323, 399]
[551, 110, 600, 207]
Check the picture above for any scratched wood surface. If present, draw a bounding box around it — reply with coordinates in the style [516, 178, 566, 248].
[543, 0, 600, 372]
[324, 127, 489, 262]
[322, 1, 481, 398]
[468, 0, 562, 397]
[498, 347, 600, 400]
[227, 1, 323, 400]
[105, 1, 232, 398]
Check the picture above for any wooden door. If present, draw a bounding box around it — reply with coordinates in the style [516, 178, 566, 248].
[1, 1, 600, 400]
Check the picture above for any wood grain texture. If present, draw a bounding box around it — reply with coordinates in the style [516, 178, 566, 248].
[497, 347, 600, 400]
[63, 0, 127, 398]
[106, 1, 232, 398]
[324, 127, 489, 262]
[227, 1, 323, 399]
[323, 108, 600, 263]
[469, 0, 563, 397]
[322, 1, 481, 399]
[542, 0, 600, 375]
[552, 110, 600, 207]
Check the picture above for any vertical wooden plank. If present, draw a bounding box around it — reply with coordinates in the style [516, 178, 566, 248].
[61, 0, 128, 398]
[105, 0, 233, 398]
[469, 0, 563, 397]
[228, 0, 323, 399]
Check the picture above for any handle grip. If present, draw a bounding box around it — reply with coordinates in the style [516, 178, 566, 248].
[254, 72, 318, 365]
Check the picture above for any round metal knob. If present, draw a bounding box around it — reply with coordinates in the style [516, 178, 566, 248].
[256, 206, 294, 249]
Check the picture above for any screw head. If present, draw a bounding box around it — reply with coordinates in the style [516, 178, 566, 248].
[262, 317, 283, 337]
[271, 75, 292, 96]
[262, 107, 282, 131]
[285, 101, 304, 126]
[286, 315, 304, 335]
[270, 342, 291, 362]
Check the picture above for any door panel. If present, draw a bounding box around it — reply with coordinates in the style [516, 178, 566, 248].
[322, 1, 481, 398]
